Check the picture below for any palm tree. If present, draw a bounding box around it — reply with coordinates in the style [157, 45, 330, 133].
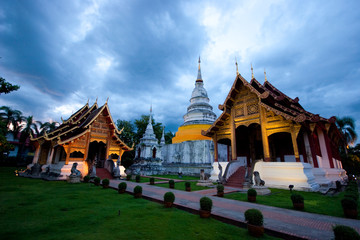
[0, 106, 23, 135]
[35, 121, 59, 136]
[17, 116, 37, 160]
[336, 116, 357, 155]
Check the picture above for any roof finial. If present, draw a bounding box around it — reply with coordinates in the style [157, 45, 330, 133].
[149, 104, 152, 124]
[196, 56, 203, 82]
[251, 63, 254, 79]
[95, 97, 98, 104]
[87, 99, 89, 105]
[264, 68, 267, 82]
[235, 57, 239, 76]
[106, 97, 109, 104]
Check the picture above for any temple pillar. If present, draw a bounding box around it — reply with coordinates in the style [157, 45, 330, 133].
[213, 134, 218, 162]
[65, 145, 71, 165]
[323, 129, 335, 169]
[259, 106, 270, 161]
[230, 109, 237, 161]
[83, 132, 90, 161]
[46, 147, 55, 165]
[32, 144, 42, 164]
[291, 129, 300, 162]
[317, 128, 330, 168]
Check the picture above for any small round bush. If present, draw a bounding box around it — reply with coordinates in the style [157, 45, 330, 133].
[244, 209, 263, 226]
[83, 175, 90, 183]
[200, 197, 212, 212]
[150, 178, 155, 184]
[247, 188, 257, 197]
[102, 178, 110, 186]
[333, 225, 360, 240]
[291, 193, 304, 204]
[126, 174, 131, 181]
[217, 184, 224, 192]
[185, 182, 191, 188]
[94, 177, 101, 184]
[118, 182, 127, 190]
[136, 175, 141, 181]
[345, 191, 359, 201]
[169, 180, 175, 185]
[341, 197, 358, 209]
[134, 185, 142, 194]
[164, 192, 175, 203]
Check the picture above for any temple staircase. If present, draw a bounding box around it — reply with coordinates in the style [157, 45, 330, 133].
[225, 166, 246, 188]
[96, 168, 113, 180]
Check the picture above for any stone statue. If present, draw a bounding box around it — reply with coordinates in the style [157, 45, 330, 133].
[89, 159, 97, 178]
[70, 163, 82, 177]
[200, 169, 206, 180]
[253, 171, 265, 186]
[113, 159, 121, 179]
[218, 163, 224, 184]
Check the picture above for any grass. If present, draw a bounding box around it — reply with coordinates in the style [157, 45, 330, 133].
[0, 167, 278, 240]
[126, 177, 162, 183]
[154, 181, 213, 191]
[151, 174, 199, 181]
[225, 188, 360, 219]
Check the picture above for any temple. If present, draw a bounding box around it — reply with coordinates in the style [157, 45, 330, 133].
[172, 57, 217, 143]
[202, 66, 346, 191]
[29, 100, 132, 177]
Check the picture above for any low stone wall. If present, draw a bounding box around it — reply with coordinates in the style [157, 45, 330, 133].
[162, 163, 212, 176]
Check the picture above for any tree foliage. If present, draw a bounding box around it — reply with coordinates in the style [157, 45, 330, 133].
[0, 77, 20, 95]
[336, 116, 357, 151]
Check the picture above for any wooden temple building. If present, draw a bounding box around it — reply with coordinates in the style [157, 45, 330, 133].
[30, 100, 132, 177]
[203, 66, 346, 191]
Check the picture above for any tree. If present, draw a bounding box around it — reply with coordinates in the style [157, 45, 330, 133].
[134, 115, 163, 144]
[35, 121, 59, 136]
[116, 119, 135, 147]
[0, 77, 20, 95]
[336, 116, 357, 155]
[0, 106, 23, 134]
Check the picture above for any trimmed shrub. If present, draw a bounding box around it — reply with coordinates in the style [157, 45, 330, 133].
[185, 182, 191, 188]
[341, 197, 358, 209]
[291, 193, 304, 204]
[134, 185, 142, 194]
[102, 178, 110, 187]
[247, 188, 257, 197]
[94, 177, 101, 185]
[126, 174, 131, 181]
[200, 197, 213, 212]
[150, 178, 155, 185]
[333, 225, 360, 240]
[169, 180, 175, 185]
[83, 175, 90, 183]
[136, 175, 141, 182]
[164, 192, 175, 203]
[344, 191, 359, 202]
[118, 182, 127, 190]
[217, 184, 224, 192]
[244, 209, 263, 226]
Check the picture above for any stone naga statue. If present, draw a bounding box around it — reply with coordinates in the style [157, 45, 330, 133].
[69, 163, 82, 177]
[253, 171, 265, 186]
[218, 163, 224, 184]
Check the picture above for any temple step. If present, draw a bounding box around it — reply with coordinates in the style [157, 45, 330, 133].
[226, 166, 246, 188]
[96, 168, 113, 180]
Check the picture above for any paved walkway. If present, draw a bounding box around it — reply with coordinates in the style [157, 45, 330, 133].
[109, 179, 360, 240]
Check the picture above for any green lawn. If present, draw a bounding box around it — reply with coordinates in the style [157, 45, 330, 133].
[0, 168, 278, 240]
[225, 188, 360, 219]
[154, 181, 213, 191]
[151, 174, 200, 181]
[126, 177, 163, 183]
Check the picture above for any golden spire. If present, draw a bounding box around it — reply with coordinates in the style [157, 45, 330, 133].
[235, 57, 239, 76]
[251, 63, 254, 79]
[264, 68, 267, 82]
[196, 56, 202, 81]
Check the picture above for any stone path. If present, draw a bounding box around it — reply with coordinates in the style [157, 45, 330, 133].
[109, 179, 360, 240]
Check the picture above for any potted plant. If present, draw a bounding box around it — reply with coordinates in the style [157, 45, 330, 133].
[333, 225, 360, 239]
[94, 177, 101, 186]
[169, 180, 175, 189]
[199, 197, 212, 218]
[102, 178, 110, 188]
[150, 177, 155, 185]
[185, 182, 191, 192]
[118, 182, 127, 194]
[136, 175, 141, 183]
[341, 197, 358, 219]
[247, 188, 257, 202]
[83, 175, 90, 183]
[244, 208, 264, 237]
[126, 174, 131, 181]
[163, 192, 175, 208]
[134, 185, 142, 198]
[217, 184, 224, 197]
[291, 193, 304, 210]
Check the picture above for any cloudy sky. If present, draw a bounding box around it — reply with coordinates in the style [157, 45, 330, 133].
[1, 0, 359, 143]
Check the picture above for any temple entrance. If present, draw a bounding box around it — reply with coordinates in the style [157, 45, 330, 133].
[87, 141, 107, 168]
[38, 142, 51, 165]
[218, 138, 231, 162]
[52, 145, 66, 164]
[268, 132, 294, 162]
[235, 123, 263, 167]
[152, 148, 157, 158]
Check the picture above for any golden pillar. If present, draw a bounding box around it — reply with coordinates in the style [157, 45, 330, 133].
[230, 108, 237, 161]
[213, 133, 218, 162]
[290, 124, 301, 162]
[259, 106, 270, 161]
